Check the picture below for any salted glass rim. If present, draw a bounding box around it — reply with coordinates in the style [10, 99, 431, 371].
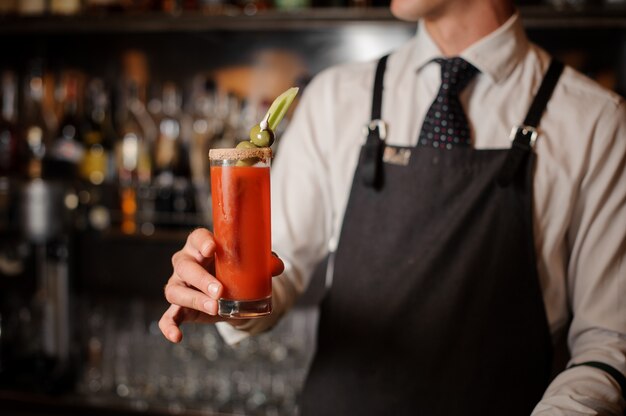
[209, 147, 272, 161]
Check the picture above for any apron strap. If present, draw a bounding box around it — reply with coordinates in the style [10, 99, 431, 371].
[371, 54, 387, 121]
[496, 60, 565, 187]
[361, 54, 389, 190]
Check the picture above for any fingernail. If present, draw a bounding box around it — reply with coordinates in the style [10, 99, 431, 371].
[208, 283, 220, 298]
[204, 301, 217, 315]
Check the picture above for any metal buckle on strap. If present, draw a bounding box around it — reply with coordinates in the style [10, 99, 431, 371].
[509, 125, 538, 147]
[363, 119, 387, 141]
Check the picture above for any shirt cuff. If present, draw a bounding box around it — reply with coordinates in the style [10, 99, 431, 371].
[216, 321, 254, 345]
[532, 365, 626, 415]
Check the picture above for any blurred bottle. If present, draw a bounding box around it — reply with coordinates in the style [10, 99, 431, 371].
[211, 92, 240, 149]
[81, 79, 115, 186]
[161, 0, 182, 13]
[154, 83, 182, 182]
[116, 50, 157, 234]
[50, 0, 83, 15]
[48, 72, 85, 179]
[0, 71, 21, 178]
[0, 72, 20, 242]
[236, 0, 271, 15]
[348, 0, 370, 7]
[116, 81, 152, 234]
[159, 0, 201, 13]
[161, 0, 201, 14]
[21, 61, 50, 179]
[189, 77, 218, 223]
[120, 0, 160, 11]
[153, 82, 195, 222]
[181, 0, 200, 10]
[74, 79, 116, 232]
[84, 0, 122, 12]
[17, 0, 47, 15]
[199, 0, 235, 14]
[274, 0, 310, 10]
[170, 91, 194, 222]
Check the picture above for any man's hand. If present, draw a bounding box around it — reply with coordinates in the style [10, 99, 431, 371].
[159, 228, 284, 343]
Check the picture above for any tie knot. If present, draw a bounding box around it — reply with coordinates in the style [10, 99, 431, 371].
[435, 57, 479, 95]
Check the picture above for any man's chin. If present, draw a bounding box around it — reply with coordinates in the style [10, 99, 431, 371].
[389, 0, 427, 22]
[389, 6, 421, 22]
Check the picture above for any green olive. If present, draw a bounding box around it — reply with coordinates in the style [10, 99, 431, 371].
[236, 159, 257, 167]
[249, 124, 275, 148]
[235, 140, 259, 166]
[236, 140, 257, 150]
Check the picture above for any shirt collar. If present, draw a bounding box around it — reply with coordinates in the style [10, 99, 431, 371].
[414, 12, 529, 84]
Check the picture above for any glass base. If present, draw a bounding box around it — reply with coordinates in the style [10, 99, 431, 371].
[218, 296, 272, 318]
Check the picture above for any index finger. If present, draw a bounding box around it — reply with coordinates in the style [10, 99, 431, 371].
[159, 304, 185, 343]
[159, 304, 223, 343]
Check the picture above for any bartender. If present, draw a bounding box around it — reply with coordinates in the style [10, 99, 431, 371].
[159, 0, 626, 414]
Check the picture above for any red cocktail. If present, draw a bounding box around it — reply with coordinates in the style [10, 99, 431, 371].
[209, 147, 272, 318]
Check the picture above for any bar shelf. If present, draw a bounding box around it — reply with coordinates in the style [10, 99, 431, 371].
[0, 5, 625, 34]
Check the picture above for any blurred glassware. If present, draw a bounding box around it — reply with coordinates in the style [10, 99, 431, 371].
[76, 296, 314, 415]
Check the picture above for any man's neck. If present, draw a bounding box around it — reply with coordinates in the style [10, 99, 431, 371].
[424, 0, 515, 56]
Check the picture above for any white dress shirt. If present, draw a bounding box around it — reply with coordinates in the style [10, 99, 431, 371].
[218, 13, 626, 415]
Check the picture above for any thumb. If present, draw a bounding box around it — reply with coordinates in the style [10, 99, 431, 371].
[270, 252, 285, 276]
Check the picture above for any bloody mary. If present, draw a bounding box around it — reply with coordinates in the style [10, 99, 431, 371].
[209, 147, 272, 318]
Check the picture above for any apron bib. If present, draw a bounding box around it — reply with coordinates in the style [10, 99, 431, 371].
[300, 57, 564, 415]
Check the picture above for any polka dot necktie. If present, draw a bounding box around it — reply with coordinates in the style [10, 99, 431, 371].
[418, 57, 479, 149]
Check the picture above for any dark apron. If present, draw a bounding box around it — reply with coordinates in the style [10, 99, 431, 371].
[300, 57, 565, 416]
